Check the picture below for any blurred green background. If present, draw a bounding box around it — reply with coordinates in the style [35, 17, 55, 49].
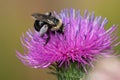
[0, 0, 120, 80]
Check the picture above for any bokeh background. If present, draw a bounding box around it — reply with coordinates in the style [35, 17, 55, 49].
[0, 0, 120, 80]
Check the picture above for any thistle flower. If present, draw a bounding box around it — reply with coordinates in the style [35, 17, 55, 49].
[17, 9, 119, 71]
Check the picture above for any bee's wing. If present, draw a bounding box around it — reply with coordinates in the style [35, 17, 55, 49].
[31, 13, 48, 20]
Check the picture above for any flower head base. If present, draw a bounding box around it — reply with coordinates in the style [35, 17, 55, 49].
[17, 9, 119, 70]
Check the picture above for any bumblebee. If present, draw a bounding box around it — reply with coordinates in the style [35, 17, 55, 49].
[31, 12, 64, 45]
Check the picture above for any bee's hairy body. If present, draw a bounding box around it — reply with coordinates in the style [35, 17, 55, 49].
[32, 12, 64, 45]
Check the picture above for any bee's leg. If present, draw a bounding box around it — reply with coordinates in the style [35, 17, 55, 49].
[61, 25, 64, 34]
[57, 24, 64, 34]
[44, 31, 50, 45]
[39, 24, 48, 37]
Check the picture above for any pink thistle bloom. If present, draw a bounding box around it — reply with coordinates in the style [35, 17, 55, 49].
[16, 9, 119, 69]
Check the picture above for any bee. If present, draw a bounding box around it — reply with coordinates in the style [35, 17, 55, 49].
[31, 12, 64, 45]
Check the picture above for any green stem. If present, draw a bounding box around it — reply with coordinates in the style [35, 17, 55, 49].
[55, 62, 85, 80]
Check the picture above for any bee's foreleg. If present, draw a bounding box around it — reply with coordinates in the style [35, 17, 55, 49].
[44, 31, 50, 45]
[57, 24, 64, 34]
[60, 24, 64, 34]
